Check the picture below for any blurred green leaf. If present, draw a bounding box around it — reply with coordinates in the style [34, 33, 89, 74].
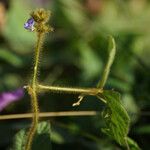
[0, 48, 23, 67]
[12, 121, 52, 150]
[122, 94, 139, 123]
[12, 129, 26, 150]
[32, 122, 52, 150]
[127, 137, 141, 150]
[108, 78, 131, 92]
[132, 36, 150, 66]
[3, 74, 22, 88]
[36, 121, 51, 134]
[58, 0, 88, 32]
[136, 125, 150, 134]
[51, 130, 65, 144]
[3, 0, 35, 53]
[78, 41, 102, 81]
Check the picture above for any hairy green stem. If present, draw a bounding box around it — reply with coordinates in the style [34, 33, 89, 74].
[38, 84, 103, 95]
[25, 33, 44, 150]
[32, 33, 44, 86]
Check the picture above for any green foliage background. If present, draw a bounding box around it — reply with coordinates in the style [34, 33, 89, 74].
[0, 0, 150, 149]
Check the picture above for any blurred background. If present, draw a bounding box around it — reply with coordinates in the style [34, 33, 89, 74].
[0, 0, 150, 149]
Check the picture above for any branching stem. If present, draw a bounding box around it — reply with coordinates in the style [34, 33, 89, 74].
[25, 33, 44, 150]
[0, 111, 97, 120]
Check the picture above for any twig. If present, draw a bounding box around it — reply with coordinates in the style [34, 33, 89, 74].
[38, 84, 103, 95]
[97, 36, 116, 88]
[0, 111, 149, 120]
[0, 111, 97, 120]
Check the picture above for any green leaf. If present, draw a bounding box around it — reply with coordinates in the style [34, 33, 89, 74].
[51, 130, 65, 144]
[78, 41, 102, 81]
[12, 121, 52, 150]
[0, 48, 23, 67]
[3, 0, 35, 53]
[58, 0, 88, 32]
[12, 129, 26, 150]
[100, 90, 130, 146]
[99, 90, 141, 150]
[127, 137, 141, 150]
[32, 122, 52, 150]
[136, 125, 150, 134]
[36, 121, 51, 134]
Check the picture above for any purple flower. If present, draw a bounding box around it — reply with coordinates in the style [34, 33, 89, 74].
[0, 88, 24, 112]
[24, 18, 35, 31]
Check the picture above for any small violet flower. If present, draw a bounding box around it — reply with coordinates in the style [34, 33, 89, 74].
[24, 18, 35, 31]
[0, 88, 24, 112]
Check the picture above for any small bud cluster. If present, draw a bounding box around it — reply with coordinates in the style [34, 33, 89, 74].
[24, 8, 53, 33]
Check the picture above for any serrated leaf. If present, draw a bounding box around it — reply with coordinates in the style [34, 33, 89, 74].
[99, 90, 141, 149]
[12, 121, 52, 150]
[99, 90, 130, 146]
[36, 121, 51, 134]
[32, 121, 52, 150]
[12, 129, 26, 150]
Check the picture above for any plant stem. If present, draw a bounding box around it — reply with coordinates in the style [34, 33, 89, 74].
[25, 33, 44, 150]
[97, 36, 116, 89]
[38, 84, 103, 95]
[32, 33, 44, 86]
[0, 111, 97, 120]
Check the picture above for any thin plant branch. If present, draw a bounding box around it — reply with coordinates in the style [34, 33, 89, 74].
[0, 111, 97, 120]
[0, 111, 149, 120]
[97, 36, 116, 89]
[37, 84, 103, 95]
[25, 33, 43, 150]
